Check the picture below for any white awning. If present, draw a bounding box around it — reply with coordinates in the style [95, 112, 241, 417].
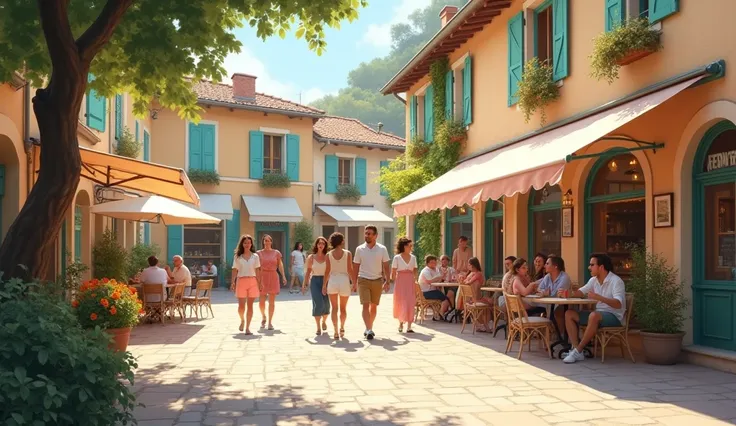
[90, 195, 221, 225]
[241, 195, 304, 222]
[317, 205, 395, 227]
[196, 194, 233, 221]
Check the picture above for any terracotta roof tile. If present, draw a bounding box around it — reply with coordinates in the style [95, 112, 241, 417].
[313, 116, 406, 149]
[191, 80, 324, 116]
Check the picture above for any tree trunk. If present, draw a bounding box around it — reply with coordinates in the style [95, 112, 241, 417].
[0, 77, 84, 281]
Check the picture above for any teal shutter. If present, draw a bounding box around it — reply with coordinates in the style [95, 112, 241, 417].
[463, 56, 473, 126]
[605, 0, 625, 32]
[507, 12, 524, 106]
[144, 223, 150, 244]
[188, 122, 202, 169]
[409, 96, 417, 139]
[649, 0, 678, 23]
[167, 225, 183, 262]
[249, 130, 264, 179]
[379, 160, 389, 196]
[355, 157, 367, 195]
[85, 74, 106, 132]
[445, 71, 453, 120]
[286, 134, 300, 181]
[114, 94, 123, 140]
[143, 130, 150, 161]
[325, 155, 338, 194]
[552, 0, 569, 81]
[74, 207, 82, 261]
[226, 209, 241, 260]
[202, 124, 215, 171]
[424, 85, 434, 142]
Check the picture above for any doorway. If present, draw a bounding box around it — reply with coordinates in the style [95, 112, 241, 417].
[255, 222, 290, 276]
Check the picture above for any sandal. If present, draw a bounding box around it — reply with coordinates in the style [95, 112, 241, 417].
[339, 328, 345, 337]
[322, 320, 327, 330]
[316, 330, 321, 336]
[398, 324, 403, 333]
[406, 328, 415, 333]
[245, 330, 253, 335]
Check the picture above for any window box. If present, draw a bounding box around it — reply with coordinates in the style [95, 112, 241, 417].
[260, 170, 291, 189]
[590, 17, 661, 84]
[615, 48, 655, 66]
[188, 169, 220, 185]
[517, 57, 559, 125]
[335, 184, 361, 202]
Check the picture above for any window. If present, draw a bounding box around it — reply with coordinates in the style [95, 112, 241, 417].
[485, 200, 504, 277]
[445, 205, 473, 257]
[535, 3, 553, 66]
[322, 225, 336, 239]
[183, 223, 223, 272]
[338, 158, 352, 185]
[383, 228, 395, 248]
[529, 185, 562, 258]
[263, 134, 283, 174]
[639, 0, 649, 18]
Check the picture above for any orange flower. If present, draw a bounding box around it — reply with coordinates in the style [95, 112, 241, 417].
[109, 306, 117, 315]
[90, 313, 98, 321]
[138, 308, 146, 315]
[111, 292, 121, 300]
[128, 286, 137, 294]
[71, 300, 79, 308]
[100, 298, 109, 308]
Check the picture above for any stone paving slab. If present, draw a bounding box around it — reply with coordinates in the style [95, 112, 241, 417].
[128, 290, 734, 425]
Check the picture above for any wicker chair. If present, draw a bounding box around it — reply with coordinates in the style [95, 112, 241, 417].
[142, 284, 166, 325]
[582, 293, 636, 363]
[504, 292, 552, 359]
[164, 284, 186, 322]
[485, 279, 504, 331]
[414, 283, 442, 323]
[182, 279, 214, 320]
[458, 284, 491, 334]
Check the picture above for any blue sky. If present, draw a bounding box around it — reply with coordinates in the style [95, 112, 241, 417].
[222, 0, 432, 104]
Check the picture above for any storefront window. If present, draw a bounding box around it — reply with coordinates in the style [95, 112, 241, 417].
[485, 200, 504, 276]
[529, 185, 561, 257]
[184, 223, 223, 272]
[586, 153, 646, 279]
[446, 205, 473, 257]
[704, 183, 736, 281]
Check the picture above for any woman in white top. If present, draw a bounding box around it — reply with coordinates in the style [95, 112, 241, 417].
[303, 237, 330, 336]
[289, 242, 307, 294]
[323, 232, 354, 339]
[230, 235, 261, 335]
[390, 237, 417, 333]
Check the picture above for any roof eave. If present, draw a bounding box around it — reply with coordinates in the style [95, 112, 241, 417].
[314, 134, 406, 152]
[197, 98, 325, 118]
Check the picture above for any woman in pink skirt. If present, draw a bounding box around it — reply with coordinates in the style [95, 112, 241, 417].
[391, 237, 417, 333]
[230, 235, 260, 335]
[257, 234, 286, 330]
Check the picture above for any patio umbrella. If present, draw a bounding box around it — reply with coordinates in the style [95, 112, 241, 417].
[90, 195, 221, 225]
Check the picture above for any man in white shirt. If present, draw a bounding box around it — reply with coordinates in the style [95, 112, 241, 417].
[418, 255, 451, 316]
[202, 260, 218, 276]
[352, 225, 390, 340]
[165, 255, 192, 294]
[563, 253, 626, 364]
[140, 256, 168, 302]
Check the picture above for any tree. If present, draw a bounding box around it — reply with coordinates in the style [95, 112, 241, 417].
[0, 0, 366, 281]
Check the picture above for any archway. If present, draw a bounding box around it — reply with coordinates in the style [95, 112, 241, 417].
[0, 133, 22, 242]
[74, 189, 92, 280]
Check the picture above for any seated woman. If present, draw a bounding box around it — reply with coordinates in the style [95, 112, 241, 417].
[418, 255, 451, 318]
[509, 258, 547, 317]
[464, 257, 493, 332]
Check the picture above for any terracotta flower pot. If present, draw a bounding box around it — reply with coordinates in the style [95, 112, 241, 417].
[450, 135, 466, 143]
[106, 327, 132, 352]
[640, 331, 685, 365]
[616, 48, 655, 66]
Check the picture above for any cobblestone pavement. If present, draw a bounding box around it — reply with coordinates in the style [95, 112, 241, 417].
[129, 290, 736, 425]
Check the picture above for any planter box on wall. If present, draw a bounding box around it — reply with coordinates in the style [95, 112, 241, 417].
[616, 49, 655, 66]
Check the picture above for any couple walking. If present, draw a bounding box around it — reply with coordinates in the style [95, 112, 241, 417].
[306, 225, 391, 340]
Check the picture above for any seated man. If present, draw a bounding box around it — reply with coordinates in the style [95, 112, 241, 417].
[203, 260, 218, 276]
[563, 253, 625, 364]
[418, 255, 451, 317]
[536, 255, 571, 333]
[165, 255, 192, 295]
[140, 255, 169, 303]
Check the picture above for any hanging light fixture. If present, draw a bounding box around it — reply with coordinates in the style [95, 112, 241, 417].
[562, 189, 574, 207]
[632, 173, 640, 181]
[608, 160, 618, 172]
[629, 158, 638, 166]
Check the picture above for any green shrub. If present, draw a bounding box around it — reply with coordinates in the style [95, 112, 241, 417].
[260, 171, 291, 188]
[114, 126, 141, 158]
[517, 57, 560, 125]
[335, 184, 361, 202]
[0, 279, 137, 425]
[92, 229, 128, 281]
[127, 243, 161, 278]
[293, 220, 314, 248]
[188, 169, 220, 185]
[590, 18, 661, 84]
[56, 252, 89, 300]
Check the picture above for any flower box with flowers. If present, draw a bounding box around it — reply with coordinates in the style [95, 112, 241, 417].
[73, 278, 143, 351]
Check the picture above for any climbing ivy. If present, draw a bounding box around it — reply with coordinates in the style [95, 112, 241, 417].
[380, 56, 465, 259]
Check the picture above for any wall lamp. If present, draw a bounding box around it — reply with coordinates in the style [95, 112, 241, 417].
[562, 189, 574, 207]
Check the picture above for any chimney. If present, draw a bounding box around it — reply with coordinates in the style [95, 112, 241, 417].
[231, 73, 257, 100]
[439, 5, 459, 28]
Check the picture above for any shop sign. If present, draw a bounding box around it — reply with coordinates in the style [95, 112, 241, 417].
[706, 149, 736, 172]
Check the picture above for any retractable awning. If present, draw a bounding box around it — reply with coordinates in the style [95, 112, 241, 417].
[194, 194, 233, 221]
[241, 195, 304, 222]
[317, 205, 395, 227]
[33, 145, 199, 205]
[90, 195, 221, 225]
[393, 75, 705, 217]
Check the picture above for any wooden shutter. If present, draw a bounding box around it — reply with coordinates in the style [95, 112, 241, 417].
[202, 124, 215, 171]
[649, 0, 678, 23]
[85, 74, 106, 132]
[379, 160, 389, 196]
[226, 209, 241, 262]
[605, 0, 625, 32]
[355, 157, 367, 195]
[286, 134, 300, 181]
[409, 96, 417, 139]
[463, 56, 473, 126]
[552, 0, 569, 82]
[167, 225, 183, 261]
[507, 13, 524, 106]
[424, 85, 434, 142]
[143, 130, 150, 162]
[114, 94, 123, 140]
[325, 155, 338, 194]
[249, 130, 264, 179]
[445, 70, 454, 120]
[188, 122, 203, 170]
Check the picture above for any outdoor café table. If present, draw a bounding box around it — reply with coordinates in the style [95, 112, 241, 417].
[431, 283, 460, 322]
[480, 287, 504, 293]
[523, 296, 597, 359]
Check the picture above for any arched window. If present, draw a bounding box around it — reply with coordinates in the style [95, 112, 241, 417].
[485, 200, 504, 277]
[529, 184, 562, 259]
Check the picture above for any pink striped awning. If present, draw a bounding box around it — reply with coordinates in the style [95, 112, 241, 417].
[393, 76, 703, 217]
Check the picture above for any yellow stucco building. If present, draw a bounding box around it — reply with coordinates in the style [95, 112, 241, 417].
[382, 0, 736, 365]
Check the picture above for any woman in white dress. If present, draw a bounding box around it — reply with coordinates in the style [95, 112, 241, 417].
[322, 232, 354, 339]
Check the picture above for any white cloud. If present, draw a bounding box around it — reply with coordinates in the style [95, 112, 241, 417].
[359, 0, 433, 48]
[222, 47, 331, 105]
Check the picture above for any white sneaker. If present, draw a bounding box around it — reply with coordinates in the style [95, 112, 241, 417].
[563, 348, 585, 364]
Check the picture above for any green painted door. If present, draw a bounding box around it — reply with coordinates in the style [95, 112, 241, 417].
[255, 222, 290, 278]
[693, 121, 736, 351]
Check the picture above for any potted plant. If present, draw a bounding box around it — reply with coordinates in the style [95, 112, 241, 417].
[187, 168, 221, 185]
[335, 184, 361, 202]
[408, 136, 429, 160]
[260, 171, 291, 188]
[516, 57, 559, 125]
[627, 245, 689, 365]
[590, 18, 661, 84]
[114, 126, 141, 158]
[74, 278, 143, 352]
